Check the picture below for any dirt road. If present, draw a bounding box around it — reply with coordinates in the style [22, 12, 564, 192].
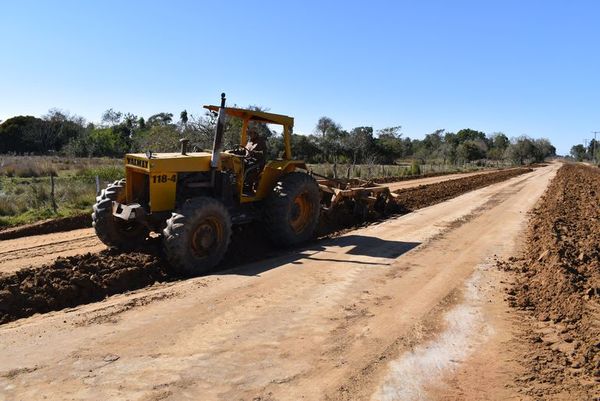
[0, 168, 518, 276]
[0, 228, 104, 275]
[0, 164, 558, 400]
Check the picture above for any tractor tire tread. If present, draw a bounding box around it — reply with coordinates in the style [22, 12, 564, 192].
[264, 172, 320, 246]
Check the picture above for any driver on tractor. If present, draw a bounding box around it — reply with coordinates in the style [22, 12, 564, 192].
[245, 126, 267, 167]
[230, 126, 267, 193]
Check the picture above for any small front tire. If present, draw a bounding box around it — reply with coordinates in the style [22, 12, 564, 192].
[92, 179, 149, 249]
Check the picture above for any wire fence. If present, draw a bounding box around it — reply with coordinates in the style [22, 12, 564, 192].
[0, 174, 119, 227]
[308, 160, 514, 180]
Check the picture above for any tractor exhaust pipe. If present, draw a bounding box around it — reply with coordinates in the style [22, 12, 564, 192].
[210, 93, 227, 169]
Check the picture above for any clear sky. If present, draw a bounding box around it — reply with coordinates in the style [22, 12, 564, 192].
[1, 0, 598, 155]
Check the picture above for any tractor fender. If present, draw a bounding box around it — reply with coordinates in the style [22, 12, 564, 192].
[254, 160, 308, 200]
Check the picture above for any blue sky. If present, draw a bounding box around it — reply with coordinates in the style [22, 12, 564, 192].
[1, 0, 598, 155]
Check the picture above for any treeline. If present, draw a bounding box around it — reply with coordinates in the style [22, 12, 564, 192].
[0, 108, 556, 165]
[570, 140, 599, 162]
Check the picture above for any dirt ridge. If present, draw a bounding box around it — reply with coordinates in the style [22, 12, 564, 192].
[0, 214, 91, 241]
[501, 163, 600, 399]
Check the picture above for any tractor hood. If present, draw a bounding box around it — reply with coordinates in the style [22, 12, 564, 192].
[125, 151, 233, 173]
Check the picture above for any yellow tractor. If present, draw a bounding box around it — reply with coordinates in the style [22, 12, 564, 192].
[92, 93, 320, 275]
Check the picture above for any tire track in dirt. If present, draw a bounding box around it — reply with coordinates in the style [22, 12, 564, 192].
[0, 230, 104, 275]
[0, 235, 98, 261]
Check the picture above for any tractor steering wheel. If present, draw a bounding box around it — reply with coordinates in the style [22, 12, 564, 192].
[225, 146, 248, 157]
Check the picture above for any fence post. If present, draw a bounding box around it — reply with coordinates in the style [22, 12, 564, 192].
[95, 175, 101, 195]
[50, 174, 58, 213]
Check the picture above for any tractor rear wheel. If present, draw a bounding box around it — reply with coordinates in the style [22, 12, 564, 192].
[163, 197, 232, 276]
[92, 179, 149, 249]
[264, 172, 320, 246]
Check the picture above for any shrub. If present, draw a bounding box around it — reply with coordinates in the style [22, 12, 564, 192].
[409, 160, 421, 176]
[76, 166, 124, 182]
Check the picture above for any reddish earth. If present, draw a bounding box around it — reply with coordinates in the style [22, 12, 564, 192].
[500, 163, 600, 399]
[391, 167, 531, 211]
[0, 163, 557, 401]
[3, 161, 595, 401]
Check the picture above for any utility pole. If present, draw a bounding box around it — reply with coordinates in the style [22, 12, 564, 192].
[592, 131, 600, 164]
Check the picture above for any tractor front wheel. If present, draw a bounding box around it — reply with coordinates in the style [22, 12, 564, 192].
[92, 179, 149, 250]
[163, 197, 232, 276]
[264, 172, 320, 246]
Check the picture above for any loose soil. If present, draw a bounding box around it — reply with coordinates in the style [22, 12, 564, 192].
[500, 163, 600, 399]
[0, 167, 533, 325]
[392, 167, 532, 211]
[0, 248, 173, 324]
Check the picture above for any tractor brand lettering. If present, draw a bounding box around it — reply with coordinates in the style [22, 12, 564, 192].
[127, 157, 148, 168]
[152, 174, 177, 184]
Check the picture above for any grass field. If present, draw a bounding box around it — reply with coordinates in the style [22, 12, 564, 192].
[0, 155, 513, 228]
[0, 156, 123, 227]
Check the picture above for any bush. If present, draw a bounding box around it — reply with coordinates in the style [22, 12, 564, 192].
[76, 166, 124, 182]
[409, 160, 421, 176]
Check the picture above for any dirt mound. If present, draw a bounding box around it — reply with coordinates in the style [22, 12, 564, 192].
[0, 214, 91, 241]
[501, 163, 600, 398]
[0, 248, 174, 324]
[0, 167, 533, 325]
[392, 167, 532, 211]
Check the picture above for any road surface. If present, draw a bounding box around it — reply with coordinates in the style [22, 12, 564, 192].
[0, 164, 558, 400]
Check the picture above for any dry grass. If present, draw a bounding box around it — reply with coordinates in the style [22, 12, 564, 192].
[0, 156, 124, 227]
[0, 155, 121, 178]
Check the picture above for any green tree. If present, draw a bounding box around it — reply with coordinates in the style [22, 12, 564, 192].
[457, 140, 486, 162]
[487, 132, 509, 160]
[315, 116, 341, 138]
[505, 136, 536, 164]
[456, 128, 486, 143]
[179, 110, 189, 132]
[101, 109, 123, 126]
[587, 139, 598, 161]
[0, 116, 44, 153]
[533, 138, 556, 162]
[375, 127, 405, 163]
[348, 126, 375, 164]
[147, 112, 174, 127]
[133, 125, 180, 153]
[291, 134, 320, 162]
[570, 144, 587, 161]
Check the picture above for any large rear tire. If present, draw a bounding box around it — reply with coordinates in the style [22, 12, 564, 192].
[264, 172, 320, 246]
[92, 179, 149, 249]
[163, 197, 232, 276]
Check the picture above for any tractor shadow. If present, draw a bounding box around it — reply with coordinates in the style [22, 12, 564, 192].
[218, 232, 421, 277]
